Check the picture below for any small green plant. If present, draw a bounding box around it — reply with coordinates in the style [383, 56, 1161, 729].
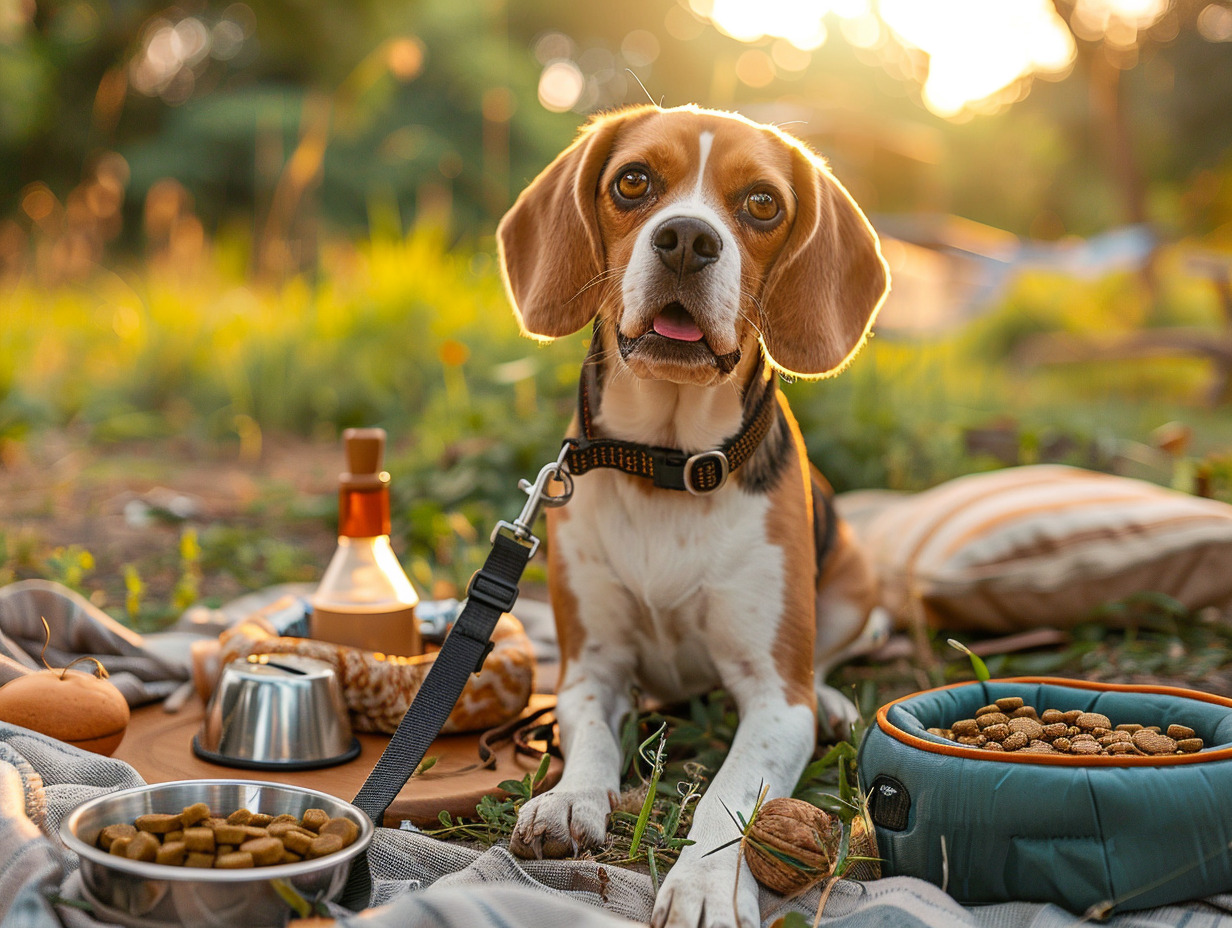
[792, 741, 861, 816]
[44, 545, 95, 592]
[777, 914, 813, 928]
[123, 565, 144, 620]
[428, 752, 551, 845]
[604, 723, 700, 891]
[948, 638, 991, 682]
[172, 527, 202, 611]
[0, 532, 13, 587]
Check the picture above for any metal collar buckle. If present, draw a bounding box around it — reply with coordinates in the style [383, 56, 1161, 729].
[683, 450, 730, 495]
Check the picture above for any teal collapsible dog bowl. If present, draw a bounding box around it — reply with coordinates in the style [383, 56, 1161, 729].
[857, 677, 1232, 914]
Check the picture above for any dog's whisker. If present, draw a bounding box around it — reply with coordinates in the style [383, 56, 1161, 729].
[737, 296, 769, 345]
[569, 265, 631, 303]
[743, 293, 772, 347]
[738, 307, 765, 341]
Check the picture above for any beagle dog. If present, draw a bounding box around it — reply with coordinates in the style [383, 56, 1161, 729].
[496, 104, 890, 928]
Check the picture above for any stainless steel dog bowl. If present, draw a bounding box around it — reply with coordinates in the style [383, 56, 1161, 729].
[60, 779, 374, 927]
[193, 655, 359, 770]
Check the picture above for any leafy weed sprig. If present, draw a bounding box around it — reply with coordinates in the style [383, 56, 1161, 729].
[427, 753, 552, 844]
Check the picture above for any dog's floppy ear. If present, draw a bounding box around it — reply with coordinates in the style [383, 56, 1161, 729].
[757, 143, 890, 379]
[498, 111, 636, 340]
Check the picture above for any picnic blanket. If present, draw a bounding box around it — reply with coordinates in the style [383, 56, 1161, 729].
[5, 723, 1232, 928]
[5, 582, 1232, 927]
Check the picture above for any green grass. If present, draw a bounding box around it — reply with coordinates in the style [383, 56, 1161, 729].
[3, 229, 1231, 623]
[423, 688, 868, 887]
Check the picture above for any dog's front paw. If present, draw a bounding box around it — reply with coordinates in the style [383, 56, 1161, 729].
[651, 848, 759, 928]
[509, 786, 613, 859]
[817, 683, 860, 741]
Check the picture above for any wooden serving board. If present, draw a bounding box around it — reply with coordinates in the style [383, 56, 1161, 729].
[114, 694, 561, 828]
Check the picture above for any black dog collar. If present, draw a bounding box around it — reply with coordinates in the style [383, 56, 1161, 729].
[562, 345, 779, 495]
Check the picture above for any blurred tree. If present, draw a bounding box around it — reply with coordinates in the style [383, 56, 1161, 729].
[0, 0, 578, 270]
[3, 0, 1231, 263]
[1045, 0, 1229, 229]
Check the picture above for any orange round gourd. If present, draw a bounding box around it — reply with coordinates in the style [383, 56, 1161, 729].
[0, 668, 130, 755]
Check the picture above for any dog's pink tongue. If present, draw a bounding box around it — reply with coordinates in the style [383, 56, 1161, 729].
[653, 311, 704, 342]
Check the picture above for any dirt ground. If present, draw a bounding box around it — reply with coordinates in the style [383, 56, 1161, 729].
[0, 430, 342, 616]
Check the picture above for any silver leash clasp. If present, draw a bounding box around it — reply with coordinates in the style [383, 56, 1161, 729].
[491, 441, 575, 557]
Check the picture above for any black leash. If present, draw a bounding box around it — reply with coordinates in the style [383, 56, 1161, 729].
[342, 445, 573, 909]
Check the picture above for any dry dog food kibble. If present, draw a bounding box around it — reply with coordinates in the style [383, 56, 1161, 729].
[95, 804, 358, 869]
[301, 808, 330, 832]
[98, 823, 136, 850]
[927, 702, 1207, 756]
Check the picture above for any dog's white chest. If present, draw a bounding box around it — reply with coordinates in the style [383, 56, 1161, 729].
[555, 470, 785, 701]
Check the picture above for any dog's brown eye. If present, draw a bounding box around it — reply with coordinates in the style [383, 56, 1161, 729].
[616, 170, 650, 201]
[745, 191, 780, 222]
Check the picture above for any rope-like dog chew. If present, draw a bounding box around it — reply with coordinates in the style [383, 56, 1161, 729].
[210, 614, 535, 734]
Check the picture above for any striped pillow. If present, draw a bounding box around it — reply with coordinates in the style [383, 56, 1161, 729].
[838, 465, 1232, 633]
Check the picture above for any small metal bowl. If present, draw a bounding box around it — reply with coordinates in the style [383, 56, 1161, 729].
[194, 655, 359, 770]
[61, 779, 373, 926]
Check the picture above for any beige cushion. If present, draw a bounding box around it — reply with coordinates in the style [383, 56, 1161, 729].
[836, 465, 1232, 633]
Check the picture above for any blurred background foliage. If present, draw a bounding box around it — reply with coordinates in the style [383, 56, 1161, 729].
[3, 0, 1232, 616]
[4, 0, 1232, 247]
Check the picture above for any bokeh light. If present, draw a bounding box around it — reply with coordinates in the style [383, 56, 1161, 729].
[878, 0, 1074, 118]
[1197, 2, 1232, 42]
[1071, 0, 1168, 45]
[127, 6, 253, 105]
[537, 60, 586, 112]
[735, 48, 777, 87]
[707, 0, 831, 48]
[621, 29, 662, 67]
[387, 37, 426, 82]
[687, 0, 1185, 117]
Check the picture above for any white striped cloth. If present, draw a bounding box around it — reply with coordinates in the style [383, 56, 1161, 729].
[837, 465, 1232, 633]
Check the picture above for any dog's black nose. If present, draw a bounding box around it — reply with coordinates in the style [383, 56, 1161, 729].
[652, 217, 721, 278]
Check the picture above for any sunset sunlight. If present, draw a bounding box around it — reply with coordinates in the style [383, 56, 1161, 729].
[688, 0, 1173, 116]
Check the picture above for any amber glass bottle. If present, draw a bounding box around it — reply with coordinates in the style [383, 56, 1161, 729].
[309, 428, 421, 656]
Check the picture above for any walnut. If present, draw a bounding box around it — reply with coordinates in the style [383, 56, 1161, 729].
[744, 798, 841, 896]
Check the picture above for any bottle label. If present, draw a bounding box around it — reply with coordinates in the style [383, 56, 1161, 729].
[309, 604, 422, 657]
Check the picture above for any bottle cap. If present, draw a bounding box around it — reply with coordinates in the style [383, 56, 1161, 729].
[341, 428, 389, 491]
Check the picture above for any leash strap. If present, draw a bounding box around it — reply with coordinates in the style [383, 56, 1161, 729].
[343, 449, 574, 910]
[565, 354, 780, 494]
[342, 530, 531, 908]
